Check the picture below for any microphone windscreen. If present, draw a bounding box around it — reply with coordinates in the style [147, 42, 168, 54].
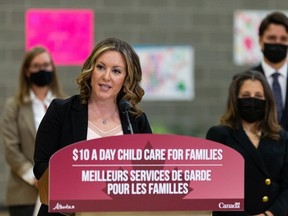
[119, 99, 131, 112]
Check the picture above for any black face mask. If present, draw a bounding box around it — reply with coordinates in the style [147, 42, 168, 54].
[263, 43, 288, 63]
[29, 70, 54, 87]
[237, 98, 266, 123]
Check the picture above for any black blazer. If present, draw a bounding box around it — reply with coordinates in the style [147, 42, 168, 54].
[252, 65, 288, 131]
[34, 95, 152, 180]
[206, 126, 288, 216]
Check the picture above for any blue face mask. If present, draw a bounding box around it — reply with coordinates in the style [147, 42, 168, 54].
[29, 70, 54, 87]
[237, 98, 266, 123]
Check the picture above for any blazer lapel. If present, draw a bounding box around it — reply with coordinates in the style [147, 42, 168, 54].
[252, 64, 264, 74]
[281, 71, 288, 128]
[232, 128, 269, 176]
[70, 98, 88, 143]
[20, 103, 36, 138]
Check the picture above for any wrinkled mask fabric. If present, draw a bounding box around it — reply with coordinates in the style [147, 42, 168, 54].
[263, 43, 288, 63]
[238, 98, 266, 123]
[29, 70, 54, 86]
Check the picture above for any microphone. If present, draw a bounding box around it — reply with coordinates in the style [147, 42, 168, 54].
[119, 99, 134, 134]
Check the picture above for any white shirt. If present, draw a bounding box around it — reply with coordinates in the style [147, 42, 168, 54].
[87, 121, 123, 140]
[261, 60, 287, 107]
[22, 90, 55, 185]
[30, 89, 55, 130]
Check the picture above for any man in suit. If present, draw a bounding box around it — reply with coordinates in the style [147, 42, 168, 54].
[252, 11, 288, 131]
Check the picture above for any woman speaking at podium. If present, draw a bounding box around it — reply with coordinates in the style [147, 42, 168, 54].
[33, 38, 152, 216]
[206, 70, 288, 216]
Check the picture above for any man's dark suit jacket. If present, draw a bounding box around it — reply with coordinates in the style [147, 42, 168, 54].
[33, 95, 152, 216]
[206, 126, 288, 216]
[253, 65, 288, 130]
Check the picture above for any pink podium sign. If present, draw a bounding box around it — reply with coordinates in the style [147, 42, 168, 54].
[49, 134, 244, 213]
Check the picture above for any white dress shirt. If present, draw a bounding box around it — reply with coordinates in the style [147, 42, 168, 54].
[261, 60, 287, 107]
[21, 90, 55, 185]
[30, 89, 55, 130]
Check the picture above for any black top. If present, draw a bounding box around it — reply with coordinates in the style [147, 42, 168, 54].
[34, 95, 152, 180]
[206, 125, 288, 216]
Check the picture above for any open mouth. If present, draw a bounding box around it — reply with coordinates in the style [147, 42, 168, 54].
[99, 84, 111, 91]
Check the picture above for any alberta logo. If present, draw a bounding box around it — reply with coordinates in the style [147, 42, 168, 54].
[53, 202, 75, 210]
[218, 202, 241, 209]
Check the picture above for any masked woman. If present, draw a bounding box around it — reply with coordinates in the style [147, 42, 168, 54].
[2, 46, 65, 216]
[206, 70, 288, 216]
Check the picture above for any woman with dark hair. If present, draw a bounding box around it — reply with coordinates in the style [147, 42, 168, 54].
[206, 70, 288, 216]
[33, 38, 152, 215]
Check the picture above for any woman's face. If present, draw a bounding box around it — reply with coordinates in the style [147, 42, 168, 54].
[26, 52, 53, 77]
[238, 79, 265, 100]
[90, 50, 127, 102]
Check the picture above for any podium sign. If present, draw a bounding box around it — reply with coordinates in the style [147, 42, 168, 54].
[48, 134, 244, 213]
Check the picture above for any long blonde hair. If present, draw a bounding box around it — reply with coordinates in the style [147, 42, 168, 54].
[76, 38, 145, 116]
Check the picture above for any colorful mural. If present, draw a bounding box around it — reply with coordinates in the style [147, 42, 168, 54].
[135, 46, 194, 101]
[234, 10, 288, 66]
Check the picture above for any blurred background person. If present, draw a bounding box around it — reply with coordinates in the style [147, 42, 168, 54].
[1, 46, 65, 216]
[206, 70, 288, 216]
[252, 11, 288, 130]
[33, 38, 152, 215]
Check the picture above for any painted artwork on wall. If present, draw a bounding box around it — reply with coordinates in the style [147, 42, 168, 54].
[135, 45, 194, 101]
[233, 10, 288, 66]
[26, 9, 94, 66]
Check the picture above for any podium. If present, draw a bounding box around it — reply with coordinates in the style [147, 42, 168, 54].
[38, 134, 244, 215]
[77, 211, 211, 216]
